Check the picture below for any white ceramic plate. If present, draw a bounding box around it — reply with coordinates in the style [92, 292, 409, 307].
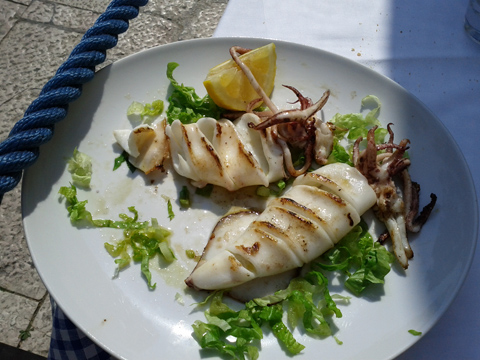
[22, 38, 477, 360]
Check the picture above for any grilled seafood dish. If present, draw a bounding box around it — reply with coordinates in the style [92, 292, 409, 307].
[113, 43, 437, 275]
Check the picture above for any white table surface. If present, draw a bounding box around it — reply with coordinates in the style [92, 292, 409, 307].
[214, 0, 480, 359]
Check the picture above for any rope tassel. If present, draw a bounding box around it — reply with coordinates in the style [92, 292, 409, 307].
[0, 0, 149, 203]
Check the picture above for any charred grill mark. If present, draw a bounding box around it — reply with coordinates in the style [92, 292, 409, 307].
[257, 220, 284, 233]
[236, 241, 261, 255]
[284, 208, 313, 226]
[252, 228, 277, 243]
[200, 136, 224, 173]
[216, 123, 223, 138]
[182, 123, 224, 174]
[133, 127, 153, 135]
[323, 191, 346, 206]
[278, 197, 310, 213]
[255, 217, 312, 255]
[181, 126, 192, 148]
[347, 212, 354, 226]
[228, 255, 241, 271]
[275, 197, 326, 225]
[307, 173, 336, 185]
[239, 142, 257, 167]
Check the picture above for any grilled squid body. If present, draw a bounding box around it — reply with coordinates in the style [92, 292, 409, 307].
[114, 113, 285, 191]
[113, 118, 169, 174]
[185, 163, 377, 291]
[166, 113, 285, 191]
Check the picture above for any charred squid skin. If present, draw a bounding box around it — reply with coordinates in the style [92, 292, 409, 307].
[253, 90, 330, 131]
[402, 169, 438, 233]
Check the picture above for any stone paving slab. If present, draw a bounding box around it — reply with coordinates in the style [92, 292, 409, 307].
[0, 21, 83, 105]
[48, 0, 111, 13]
[0, 0, 228, 357]
[19, 295, 51, 356]
[22, 1, 54, 23]
[0, 290, 38, 348]
[0, 1, 27, 41]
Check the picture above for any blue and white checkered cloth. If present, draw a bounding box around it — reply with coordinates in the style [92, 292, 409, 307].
[48, 299, 117, 360]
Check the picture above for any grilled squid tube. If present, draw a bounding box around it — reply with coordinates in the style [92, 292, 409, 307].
[113, 119, 169, 174]
[185, 163, 377, 291]
[166, 114, 285, 191]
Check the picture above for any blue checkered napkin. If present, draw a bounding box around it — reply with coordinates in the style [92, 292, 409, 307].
[48, 299, 117, 360]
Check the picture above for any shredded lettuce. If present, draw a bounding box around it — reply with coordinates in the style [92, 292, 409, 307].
[113, 150, 136, 172]
[329, 95, 388, 160]
[255, 186, 271, 198]
[327, 139, 353, 165]
[167, 199, 175, 220]
[67, 148, 93, 188]
[127, 99, 164, 124]
[315, 221, 395, 295]
[185, 249, 197, 259]
[330, 95, 383, 137]
[58, 184, 93, 222]
[193, 291, 295, 360]
[191, 222, 394, 358]
[104, 216, 174, 289]
[179, 186, 190, 208]
[408, 329, 422, 336]
[59, 184, 174, 289]
[192, 269, 349, 359]
[166, 62, 224, 124]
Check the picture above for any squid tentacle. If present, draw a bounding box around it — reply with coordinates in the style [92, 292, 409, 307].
[354, 125, 436, 269]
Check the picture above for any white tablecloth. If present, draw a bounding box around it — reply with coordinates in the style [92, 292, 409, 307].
[214, 1, 480, 359]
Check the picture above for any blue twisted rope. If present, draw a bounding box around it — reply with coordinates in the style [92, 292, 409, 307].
[0, 0, 149, 203]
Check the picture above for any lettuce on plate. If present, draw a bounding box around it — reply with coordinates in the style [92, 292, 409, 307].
[192, 270, 348, 359]
[67, 148, 92, 188]
[58, 184, 173, 289]
[315, 221, 395, 295]
[166, 62, 224, 124]
[127, 99, 164, 124]
[328, 95, 388, 163]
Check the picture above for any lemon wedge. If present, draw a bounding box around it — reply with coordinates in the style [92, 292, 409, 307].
[203, 43, 276, 111]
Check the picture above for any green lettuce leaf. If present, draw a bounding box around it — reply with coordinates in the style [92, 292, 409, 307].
[327, 139, 353, 165]
[58, 184, 92, 222]
[192, 291, 262, 360]
[315, 221, 395, 295]
[179, 186, 191, 208]
[192, 268, 349, 359]
[166, 62, 224, 124]
[329, 95, 388, 160]
[408, 329, 422, 336]
[127, 99, 164, 124]
[59, 184, 173, 289]
[67, 148, 92, 188]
